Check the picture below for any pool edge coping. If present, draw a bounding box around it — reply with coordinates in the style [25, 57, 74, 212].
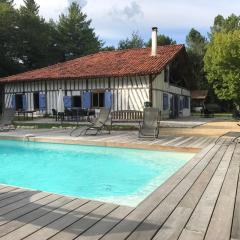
[0, 135, 200, 153]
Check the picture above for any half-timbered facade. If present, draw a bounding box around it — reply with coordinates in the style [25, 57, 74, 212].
[0, 42, 191, 119]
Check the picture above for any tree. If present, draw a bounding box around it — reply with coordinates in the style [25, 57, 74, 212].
[209, 14, 240, 38]
[20, 0, 39, 15]
[118, 32, 144, 49]
[146, 34, 176, 47]
[101, 45, 115, 51]
[0, 0, 14, 5]
[16, 0, 60, 69]
[56, 1, 102, 60]
[186, 28, 208, 90]
[204, 30, 240, 106]
[0, 0, 20, 76]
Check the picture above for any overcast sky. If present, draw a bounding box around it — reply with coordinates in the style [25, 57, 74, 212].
[14, 0, 240, 47]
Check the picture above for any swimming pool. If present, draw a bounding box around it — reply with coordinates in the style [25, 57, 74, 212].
[0, 140, 194, 206]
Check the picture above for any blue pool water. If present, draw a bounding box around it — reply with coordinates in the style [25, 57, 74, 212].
[0, 140, 194, 206]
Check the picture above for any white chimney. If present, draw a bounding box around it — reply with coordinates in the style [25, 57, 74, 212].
[151, 27, 158, 56]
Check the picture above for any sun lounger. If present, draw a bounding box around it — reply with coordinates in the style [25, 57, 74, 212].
[0, 108, 16, 132]
[70, 108, 111, 136]
[139, 108, 160, 138]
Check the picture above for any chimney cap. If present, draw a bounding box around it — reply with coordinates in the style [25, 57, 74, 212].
[152, 27, 158, 31]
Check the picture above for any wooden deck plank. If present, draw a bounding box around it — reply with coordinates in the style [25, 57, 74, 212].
[0, 186, 18, 195]
[21, 201, 97, 240]
[0, 193, 59, 227]
[178, 143, 236, 240]
[0, 196, 73, 238]
[77, 206, 133, 240]
[172, 137, 195, 147]
[24, 200, 103, 240]
[0, 188, 27, 202]
[153, 143, 235, 240]
[0, 185, 13, 191]
[204, 144, 240, 240]
[100, 143, 218, 240]
[230, 144, 240, 240]
[1, 198, 85, 240]
[126, 141, 229, 240]
[0, 190, 40, 209]
[47, 203, 118, 240]
[231, 146, 240, 240]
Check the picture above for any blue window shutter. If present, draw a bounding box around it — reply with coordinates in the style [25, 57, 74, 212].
[82, 92, 91, 109]
[39, 94, 46, 111]
[63, 96, 72, 108]
[22, 95, 27, 110]
[163, 93, 169, 110]
[104, 91, 112, 108]
[12, 95, 16, 109]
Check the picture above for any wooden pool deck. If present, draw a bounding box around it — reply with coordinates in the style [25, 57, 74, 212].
[0, 129, 217, 152]
[0, 131, 239, 239]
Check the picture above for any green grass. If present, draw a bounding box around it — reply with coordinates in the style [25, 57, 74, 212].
[191, 112, 233, 118]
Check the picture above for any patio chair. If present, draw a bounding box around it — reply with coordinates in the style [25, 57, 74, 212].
[139, 108, 160, 138]
[70, 108, 111, 137]
[0, 108, 16, 132]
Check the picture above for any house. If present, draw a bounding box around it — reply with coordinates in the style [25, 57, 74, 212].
[191, 90, 209, 112]
[0, 28, 191, 119]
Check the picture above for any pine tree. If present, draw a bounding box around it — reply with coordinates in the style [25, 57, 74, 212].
[56, 2, 102, 60]
[17, 0, 59, 69]
[186, 28, 208, 90]
[20, 0, 40, 15]
[0, 0, 21, 76]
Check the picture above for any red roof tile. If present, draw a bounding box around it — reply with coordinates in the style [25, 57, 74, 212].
[0, 45, 185, 83]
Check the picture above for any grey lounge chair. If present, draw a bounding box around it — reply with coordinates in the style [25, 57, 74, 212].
[70, 108, 111, 137]
[139, 108, 160, 138]
[0, 108, 16, 132]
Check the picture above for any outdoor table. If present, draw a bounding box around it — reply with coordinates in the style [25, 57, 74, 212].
[17, 110, 36, 120]
[67, 108, 95, 123]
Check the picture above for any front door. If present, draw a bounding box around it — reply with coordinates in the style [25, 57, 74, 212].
[0, 84, 4, 115]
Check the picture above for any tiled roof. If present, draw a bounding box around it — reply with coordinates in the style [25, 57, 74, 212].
[0, 45, 185, 82]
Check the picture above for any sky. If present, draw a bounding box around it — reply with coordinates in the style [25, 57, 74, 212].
[14, 0, 240, 47]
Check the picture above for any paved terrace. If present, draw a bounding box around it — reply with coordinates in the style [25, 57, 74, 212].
[0, 130, 239, 239]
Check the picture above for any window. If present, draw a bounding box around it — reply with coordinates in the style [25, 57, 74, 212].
[33, 92, 39, 110]
[15, 94, 23, 110]
[72, 96, 81, 108]
[92, 92, 104, 108]
[183, 96, 189, 109]
[163, 93, 169, 110]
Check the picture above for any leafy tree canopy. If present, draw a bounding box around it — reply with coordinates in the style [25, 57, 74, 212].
[118, 32, 145, 49]
[146, 34, 176, 47]
[56, 1, 102, 60]
[209, 14, 240, 38]
[204, 30, 240, 105]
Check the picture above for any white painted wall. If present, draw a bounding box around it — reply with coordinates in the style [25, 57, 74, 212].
[152, 68, 191, 119]
[4, 76, 149, 114]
